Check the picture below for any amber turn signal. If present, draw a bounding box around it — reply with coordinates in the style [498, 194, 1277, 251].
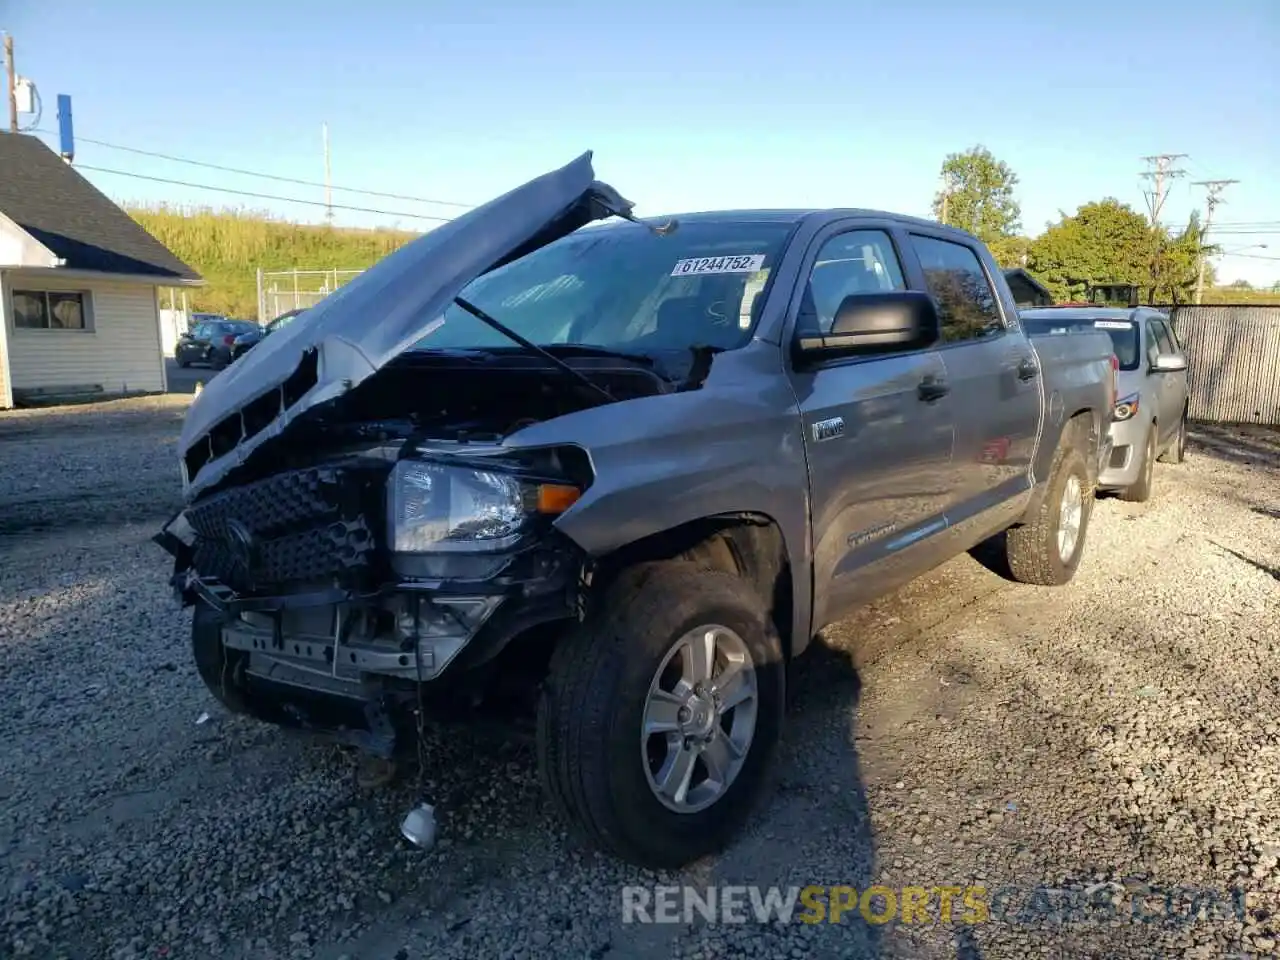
[535, 483, 581, 514]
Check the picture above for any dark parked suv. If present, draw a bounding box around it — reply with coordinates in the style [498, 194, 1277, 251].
[176, 319, 261, 370]
[230, 308, 307, 362]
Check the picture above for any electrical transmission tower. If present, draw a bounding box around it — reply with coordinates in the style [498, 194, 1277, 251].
[1139, 154, 1188, 225]
[1192, 178, 1239, 304]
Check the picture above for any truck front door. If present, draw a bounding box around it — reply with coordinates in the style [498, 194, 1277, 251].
[787, 224, 955, 633]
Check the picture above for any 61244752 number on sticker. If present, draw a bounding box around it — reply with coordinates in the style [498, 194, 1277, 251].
[671, 254, 766, 277]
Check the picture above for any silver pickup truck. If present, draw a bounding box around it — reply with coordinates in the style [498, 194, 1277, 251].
[156, 153, 1117, 869]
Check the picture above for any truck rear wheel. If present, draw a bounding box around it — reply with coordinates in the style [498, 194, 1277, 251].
[537, 562, 784, 869]
[1006, 444, 1094, 586]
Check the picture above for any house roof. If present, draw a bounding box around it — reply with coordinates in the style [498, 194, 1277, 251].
[1002, 268, 1053, 301]
[0, 133, 201, 282]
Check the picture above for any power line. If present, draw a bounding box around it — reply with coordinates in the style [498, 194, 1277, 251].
[1223, 251, 1280, 261]
[75, 164, 453, 222]
[37, 128, 476, 209]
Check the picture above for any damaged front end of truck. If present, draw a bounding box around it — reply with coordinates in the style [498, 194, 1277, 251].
[155, 152, 659, 756]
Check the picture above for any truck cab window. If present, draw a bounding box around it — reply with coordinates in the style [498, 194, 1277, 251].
[908, 235, 1004, 343]
[799, 229, 905, 334]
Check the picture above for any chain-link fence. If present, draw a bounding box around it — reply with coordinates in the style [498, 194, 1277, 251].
[255, 268, 366, 323]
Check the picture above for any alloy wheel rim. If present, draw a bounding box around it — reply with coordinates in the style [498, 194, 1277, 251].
[641, 624, 759, 814]
[1058, 474, 1083, 563]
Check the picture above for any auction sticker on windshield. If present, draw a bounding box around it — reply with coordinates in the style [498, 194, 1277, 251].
[1094, 320, 1133, 330]
[671, 254, 767, 277]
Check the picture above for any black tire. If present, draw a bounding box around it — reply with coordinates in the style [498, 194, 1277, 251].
[537, 562, 785, 869]
[1006, 442, 1094, 586]
[1119, 424, 1158, 503]
[1159, 410, 1187, 464]
[191, 600, 252, 715]
[211, 351, 229, 371]
[177, 357, 190, 369]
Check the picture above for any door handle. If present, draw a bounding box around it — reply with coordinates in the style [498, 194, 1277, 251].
[917, 376, 950, 403]
[1017, 357, 1039, 381]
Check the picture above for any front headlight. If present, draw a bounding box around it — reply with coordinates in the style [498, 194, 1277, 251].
[388, 460, 580, 554]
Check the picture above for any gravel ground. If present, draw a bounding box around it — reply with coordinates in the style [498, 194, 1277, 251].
[1, 400, 1277, 960]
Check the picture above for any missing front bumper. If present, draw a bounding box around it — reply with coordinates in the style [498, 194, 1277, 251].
[222, 593, 504, 682]
[190, 587, 505, 757]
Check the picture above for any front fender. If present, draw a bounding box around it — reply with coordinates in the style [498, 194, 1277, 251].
[504, 343, 815, 651]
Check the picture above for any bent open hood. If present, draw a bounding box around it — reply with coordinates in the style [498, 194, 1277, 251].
[177, 152, 632, 500]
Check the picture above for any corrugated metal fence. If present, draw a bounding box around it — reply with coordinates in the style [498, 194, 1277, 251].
[1168, 305, 1280, 426]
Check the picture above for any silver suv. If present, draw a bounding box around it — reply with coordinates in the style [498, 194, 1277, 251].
[1021, 307, 1189, 501]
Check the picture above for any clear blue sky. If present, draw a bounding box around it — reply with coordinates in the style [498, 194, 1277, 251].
[7, 0, 1279, 284]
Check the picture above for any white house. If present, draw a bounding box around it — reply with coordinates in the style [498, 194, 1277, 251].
[0, 132, 202, 408]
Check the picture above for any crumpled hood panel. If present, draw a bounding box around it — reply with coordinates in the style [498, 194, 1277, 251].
[177, 151, 631, 500]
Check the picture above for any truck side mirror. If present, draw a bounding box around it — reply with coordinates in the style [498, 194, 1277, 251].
[794, 291, 940, 360]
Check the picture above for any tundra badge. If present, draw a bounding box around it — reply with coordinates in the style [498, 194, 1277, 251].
[812, 417, 845, 442]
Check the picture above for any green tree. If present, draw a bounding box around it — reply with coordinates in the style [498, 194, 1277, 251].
[1025, 199, 1155, 302]
[1148, 213, 1205, 304]
[987, 234, 1032, 270]
[932, 146, 1022, 243]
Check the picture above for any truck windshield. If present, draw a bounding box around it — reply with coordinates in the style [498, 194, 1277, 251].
[1023, 316, 1140, 370]
[409, 221, 795, 355]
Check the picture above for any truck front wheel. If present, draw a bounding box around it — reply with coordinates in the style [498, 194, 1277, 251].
[537, 562, 785, 869]
[191, 599, 252, 715]
[1006, 444, 1094, 586]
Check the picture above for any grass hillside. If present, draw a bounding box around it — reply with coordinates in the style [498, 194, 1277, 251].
[127, 205, 420, 319]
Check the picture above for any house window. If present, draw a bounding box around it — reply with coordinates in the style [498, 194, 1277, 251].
[12, 290, 90, 330]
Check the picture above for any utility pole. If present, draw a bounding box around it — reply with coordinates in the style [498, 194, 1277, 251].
[322, 122, 333, 225]
[1138, 154, 1188, 302]
[1193, 179, 1239, 304]
[938, 172, 957, 225]
[1139, 154, 1188, 225]
[4, 34, 16, 133]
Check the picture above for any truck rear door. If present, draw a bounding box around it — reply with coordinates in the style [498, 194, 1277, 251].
[785, 223, 955, 632]
[899, 231, 1042, 545]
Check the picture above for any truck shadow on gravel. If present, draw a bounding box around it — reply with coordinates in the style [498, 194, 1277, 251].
[700, 635, 885, 958]
[390, 635, 889, 960]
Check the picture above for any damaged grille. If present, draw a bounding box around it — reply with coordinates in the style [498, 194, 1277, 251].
[185, 463, 382, 593]
[184, 348, 320, 484]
